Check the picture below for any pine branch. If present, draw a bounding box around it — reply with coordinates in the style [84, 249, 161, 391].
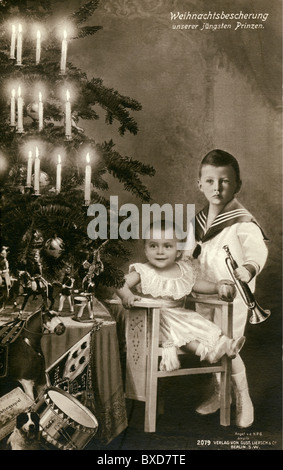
[86, 78, 142, 135]
[68, 0, 100, 26]
[103, 240, 132, 260]
[108, 164, 152, 201]
[101, 141, 155, 177]
[73, 25, 103, 39]
[97, 262, 126, 288]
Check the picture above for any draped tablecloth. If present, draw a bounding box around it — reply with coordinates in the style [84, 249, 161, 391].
[42, 314, 128, 445]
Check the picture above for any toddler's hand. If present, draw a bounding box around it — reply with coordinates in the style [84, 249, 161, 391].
[217, 279, 237, 302]
[122, 294, 141, 308]
[234, 266, 252, 283]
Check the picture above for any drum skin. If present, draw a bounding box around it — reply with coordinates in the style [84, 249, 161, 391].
[34, 387, 98, 450]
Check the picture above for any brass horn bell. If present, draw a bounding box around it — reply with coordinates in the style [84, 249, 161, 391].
[223, 245, 271, 325]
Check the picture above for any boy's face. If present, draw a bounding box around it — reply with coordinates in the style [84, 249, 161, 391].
[198, 164, 241, 208]
[144, 228, 180, 270]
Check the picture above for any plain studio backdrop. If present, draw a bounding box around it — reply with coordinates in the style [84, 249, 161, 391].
[52, 0, 282, 442]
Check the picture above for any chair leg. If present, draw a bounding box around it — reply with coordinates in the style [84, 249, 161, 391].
[144, 307, 160, 432]
[220, 356, 232, 426]
[219, 302, 233, 426]
[144, 375, 158, 432]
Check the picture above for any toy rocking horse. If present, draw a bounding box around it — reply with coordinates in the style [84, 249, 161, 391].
[0, 308, 65, 400]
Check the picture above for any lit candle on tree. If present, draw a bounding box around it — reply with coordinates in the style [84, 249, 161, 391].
[34, 147, 40, 194]
[65, 89, 72, 138]
[36, 30, 41, 64]
[26, 150, 33, 187]
[56, 154, 61, 193]
[38, 92, 43, 130]
[84, 153, 92, 205]
[60, 29, 67, 74]
[10, 24, 16, 59]
[17, 86, 24, 133]
[10, 88, 16, 126]
[16, 23, 22, 65]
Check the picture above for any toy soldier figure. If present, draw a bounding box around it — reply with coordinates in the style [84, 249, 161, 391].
[0, 246, 11, 296]
[58, 264, 75, 313]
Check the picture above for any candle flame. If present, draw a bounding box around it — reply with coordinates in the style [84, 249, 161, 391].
[39, 92, 42, 102]
[37, 30, 41, 39]
[66, 89, 70, 101]
[18, 86, 21, 97]
[58, 154, 61, 164]
[86, 153, 90, 164]
[11, 89, 15, 97]
[35, 146, 39, 158]
[18, 24, 22, 33]
[28, 150, 32, 158]
[63, 29, 67, 39]
[12, 24, 15, 33]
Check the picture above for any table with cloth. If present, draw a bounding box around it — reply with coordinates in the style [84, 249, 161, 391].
[41, 301, 128, 446]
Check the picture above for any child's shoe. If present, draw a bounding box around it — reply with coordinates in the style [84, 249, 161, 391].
[205, 335, 246, 364]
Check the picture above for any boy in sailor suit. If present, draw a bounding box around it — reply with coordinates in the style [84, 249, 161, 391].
[187, 149, 268, 428]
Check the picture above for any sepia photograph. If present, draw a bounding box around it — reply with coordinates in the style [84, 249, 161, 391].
[0, 0, 281, 456]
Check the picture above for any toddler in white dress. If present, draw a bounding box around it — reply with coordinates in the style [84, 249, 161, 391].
[116, 221, 245, 371]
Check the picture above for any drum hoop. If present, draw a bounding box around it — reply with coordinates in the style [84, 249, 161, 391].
[74, 296, 88, 303]
[41, 429, 76, 450]
[43, 387, 98, 432]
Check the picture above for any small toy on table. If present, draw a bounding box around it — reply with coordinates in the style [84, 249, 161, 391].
[58, 263, 75, 314]
[0, 246, 12, 296]
[73, 246, 105, 322]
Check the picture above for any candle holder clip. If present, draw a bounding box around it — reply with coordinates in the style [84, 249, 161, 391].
[83, 201, 91, 210]
[24, 186, 33, 194]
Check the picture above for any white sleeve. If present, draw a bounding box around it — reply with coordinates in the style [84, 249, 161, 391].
[237, 222, 268, 274]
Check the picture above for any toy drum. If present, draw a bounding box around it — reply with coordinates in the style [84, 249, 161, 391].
[35, 387, 98, 450]
[74, 296, 88, 318]
[74, 296, 87, 306]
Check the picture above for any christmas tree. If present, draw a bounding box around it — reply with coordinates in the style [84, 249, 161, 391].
[0, 0, 155, 296]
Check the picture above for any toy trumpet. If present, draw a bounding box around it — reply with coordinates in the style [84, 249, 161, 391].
[223, 245, 271, 324]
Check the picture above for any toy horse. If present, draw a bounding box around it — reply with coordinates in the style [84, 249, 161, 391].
[17, 271, 55, 312]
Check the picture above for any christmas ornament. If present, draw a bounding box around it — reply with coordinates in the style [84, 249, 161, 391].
[26, 102, 39, 121]
[31, 230, 44, 249]
[44, 235, 65, 259]
[8, 165, 26, 185]
[32, 171, 50, 188]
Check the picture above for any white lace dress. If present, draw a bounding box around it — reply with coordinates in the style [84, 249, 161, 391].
[129, 260, 222, 371]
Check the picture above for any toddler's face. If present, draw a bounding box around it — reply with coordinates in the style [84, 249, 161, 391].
[144, 228, 180, 270]
[198, 164, 240, 207]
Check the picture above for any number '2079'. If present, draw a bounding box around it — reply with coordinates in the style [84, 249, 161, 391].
[197, 440, 211, 446]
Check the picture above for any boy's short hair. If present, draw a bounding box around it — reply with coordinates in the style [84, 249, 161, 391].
[199, 149, 241, 183]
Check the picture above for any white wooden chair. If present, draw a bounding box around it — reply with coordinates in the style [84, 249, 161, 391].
[107, 295, 233, 433]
